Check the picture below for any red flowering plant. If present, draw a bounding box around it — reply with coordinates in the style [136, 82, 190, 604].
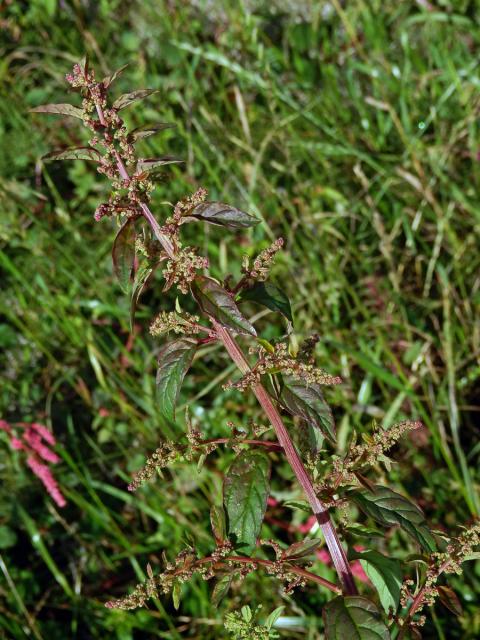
[30, 58, 479, 638]
[0, 420, 66, 508]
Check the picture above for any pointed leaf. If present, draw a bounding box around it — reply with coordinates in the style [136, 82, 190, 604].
[283, 538, 322, 560]
[224, 450, 270, 549]
[264, 606, 285, 630]
[279, 375, 336, 442]
[212, 573, 233, 606]
[43, 146, 101, 162]
[192, 276, 256, 337]
[130, 260, 153, 330]
[172, 581, 181, 610]
[102, 64, 129, 88]
[189, 201, 260, 229]
[323, 596, 390, 640]
[130, 122, 176, 141]
[437, 585, 462, 617]
[210, 505, 227, 544]
[240, 282, 293, 322]
[113, 89, 158, 111]
[136, 156, 183, 172]
[112, 217, 136, 292]
[349, 486, 437, 552]
[350, 550, 402, 614]
[156, 338, 197, 422]
[29, 103, 84, 119]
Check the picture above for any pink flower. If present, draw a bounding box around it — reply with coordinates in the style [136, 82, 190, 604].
[1, 419, 67, 508]
[26, 456, 67, 508]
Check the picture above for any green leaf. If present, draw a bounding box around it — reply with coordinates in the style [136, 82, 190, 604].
[349, 486, 437, 552]
[156, 338, 197, 422]
[279, 375, 336, 442]
[29, 103, 84, 119]
[240, 282, 293, 323]
[323, 596, 390, 640]
[283, 538, 321, 560]
[112, 217, 136, 292]
[188, 201, 260, 229]
[102, 64, 129, 88]
[224, 450, 270, 548]
[172, 581, 181, 610]
[136, 156, 183, 172]
[130, 122, 176, 141]
[192, 276, 256, 337]
[211, 574, 233, 606]
[113, 89, 158, 111]
[43, 146, 101, 162]
[210, 505, 227, 544]
[350, 550, 402, 614]
[264, 606, 284, 630]
[130, 260, 153, 330]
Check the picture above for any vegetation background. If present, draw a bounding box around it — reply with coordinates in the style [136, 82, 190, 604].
[1, 0, 479, 638]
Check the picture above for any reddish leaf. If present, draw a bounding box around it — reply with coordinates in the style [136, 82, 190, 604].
[129, 122, 176, 142]
[437, 585, 463, 617]
[29, 103, 84, 119]
[113, 89, 158, 111]
[112, 217, 136, 292]
[102, 64, 129, 88]
[43, 146, 101, 162]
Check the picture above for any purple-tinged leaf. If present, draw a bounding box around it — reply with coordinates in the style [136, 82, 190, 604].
[129, 122, 176, 142]
[112, 217, 136, 292]
[29, 103, 84, 119]
[437, 586, 463, 617]
[349, 486, 437, 552]
[282, 538, 321, 560]
[112, 89, 158, 111]
[136, 156, 183, 173]
[102, 64, 129, 88]
[210, 505, 227, 544]
[130, 260, 154, 331]
[43, 146, 101, 162]
[323, 596, 390, 640]
[188, 201, 260, 229]
[212, 574, 233, 606]
[156, 338, 197, 422]
[192, 276, 256, 337]
[224, 450, 270, 549]
[279, 375, 336, 443]
[240, 282, 293, 322]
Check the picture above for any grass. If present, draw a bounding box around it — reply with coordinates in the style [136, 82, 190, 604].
[1, 1, 479, 638]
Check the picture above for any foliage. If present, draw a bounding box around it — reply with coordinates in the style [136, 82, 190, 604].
[1, 2, 480, 638]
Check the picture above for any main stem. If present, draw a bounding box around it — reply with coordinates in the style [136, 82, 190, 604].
[95, 98, 357, 595]
[214, 321, 357, 595]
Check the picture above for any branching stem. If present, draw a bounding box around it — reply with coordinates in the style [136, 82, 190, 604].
[93, 93, 357, 596]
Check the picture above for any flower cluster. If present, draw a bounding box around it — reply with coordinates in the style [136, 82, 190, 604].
[316, 420, 421, 493]
[225, 342, 342, 392]
[66, 62, 152, 222]
[149, 311, 201, 337]
[0, 420, 66, 507]
[241, 238, 284, 282]
[400, 522, 480, 628]
[162, 247, 209, 294]
[164, 187, 208, 228]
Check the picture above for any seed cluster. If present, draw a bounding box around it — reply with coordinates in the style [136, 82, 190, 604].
[399, 522, 480, 628]
[316, 420, 421, 493]
[162, 247, 209, 294]
[149, 311, 201, 337]
[225, 342, 342, 392]
[66, 62, 153, 221]
[242, 238, 285, 282]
